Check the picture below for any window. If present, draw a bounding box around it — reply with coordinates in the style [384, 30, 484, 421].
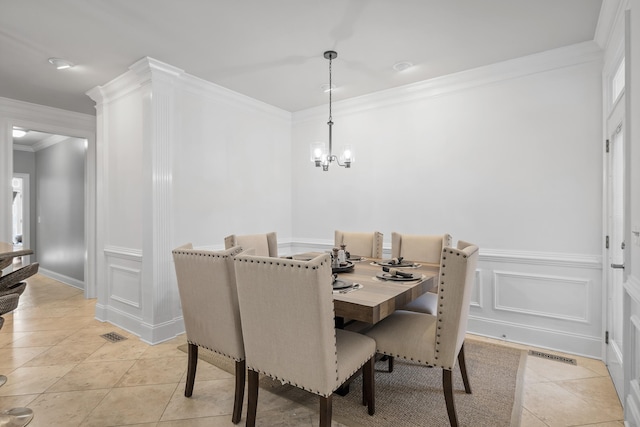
[612, 57, 625, 104]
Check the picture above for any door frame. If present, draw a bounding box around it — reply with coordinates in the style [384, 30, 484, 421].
[12, 173, 30, 265]
[1, 106, 96, 299]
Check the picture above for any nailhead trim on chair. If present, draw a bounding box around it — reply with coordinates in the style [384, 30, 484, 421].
[247, 357, 370, 398]
[188, 341, 245, 363]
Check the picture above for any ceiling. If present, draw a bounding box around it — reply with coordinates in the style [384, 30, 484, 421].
[1, 0, 603, 116]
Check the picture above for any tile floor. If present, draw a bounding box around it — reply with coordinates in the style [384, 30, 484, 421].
[0, 272, 625, 426]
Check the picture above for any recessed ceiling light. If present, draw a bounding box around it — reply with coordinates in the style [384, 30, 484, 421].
[393, 61, 413, 72]
[48, 57, 74, 70]
[320, 83, 337, 93]
[12, 129, 27, 138]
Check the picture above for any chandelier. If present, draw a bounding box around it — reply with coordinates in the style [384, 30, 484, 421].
[310, 51, 354, 171]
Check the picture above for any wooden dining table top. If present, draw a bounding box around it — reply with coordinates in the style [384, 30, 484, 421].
[291, 253, 438, 324]
[332, 259, 438, 324]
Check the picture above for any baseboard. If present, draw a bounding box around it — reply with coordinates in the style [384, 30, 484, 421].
[468, 317, 602, 359]
[94, 302, 185, 345]
[38, 267, 84, 290]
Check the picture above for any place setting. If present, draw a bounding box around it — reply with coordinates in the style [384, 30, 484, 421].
[332, 274, 363, 294]
[375, 266, 425, 282]
[372, 256, 421, 268]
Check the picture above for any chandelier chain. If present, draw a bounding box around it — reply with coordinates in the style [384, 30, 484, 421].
[328, 56, 333, 123]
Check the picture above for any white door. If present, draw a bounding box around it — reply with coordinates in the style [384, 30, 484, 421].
[605, 109, 625, 399]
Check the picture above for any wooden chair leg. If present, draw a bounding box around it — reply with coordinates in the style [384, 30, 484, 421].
[185, 343, 198, 397]
[232, 359, 246, 424]
[458, 343, 472, 394]
[443, 369, 458, 427]
[319, 395, 333, 427]
[361, 358, 375, 415]
[388, 356, 394, 372]
[246, 369, 259, 427]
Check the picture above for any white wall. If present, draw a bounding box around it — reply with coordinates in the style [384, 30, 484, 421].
[88, 58, 292, 343]
[172, 81, 292, 248]
[292, 42, 605, 357]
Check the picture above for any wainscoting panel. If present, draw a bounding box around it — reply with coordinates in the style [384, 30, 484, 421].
[493, 271, 590, 322]
[469, 249, 602, 358]
[104, 246, 142, 313]
[626, 276, 640, 426]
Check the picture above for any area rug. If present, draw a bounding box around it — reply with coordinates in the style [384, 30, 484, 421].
[178, 338, 526, 426]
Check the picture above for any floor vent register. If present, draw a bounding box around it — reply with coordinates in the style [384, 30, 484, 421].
[528, 350, 577, 365]
[100, 332, 127, 343]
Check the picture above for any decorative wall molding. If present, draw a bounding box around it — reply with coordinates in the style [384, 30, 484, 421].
[108, 264, 141, 308]
[104, 245, 143, 261]
[293, 41, 603, 123]
[285, 240, 602, 270]
[470, 270, 483, 309]
[493, 270, 590, 322]
[625, 274, 640, 304]
[179, 65, 291, 121]
[479, 249, 602, 269]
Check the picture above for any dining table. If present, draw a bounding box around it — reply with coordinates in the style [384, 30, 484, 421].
[292, 253, 439, 326]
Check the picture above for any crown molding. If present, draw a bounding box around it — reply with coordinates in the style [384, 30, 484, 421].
[293, 41, 603, 123]
[594, 0, 629, 50]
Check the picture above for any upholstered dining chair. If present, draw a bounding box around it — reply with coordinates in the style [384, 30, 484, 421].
[365, 241, 479, 427]
[395, 233, 451, 315]
[234, 253, 376, 427]
[391, 232, 452, 265]
[334, 230, 383, 258]
[224, 232, 278, 257]
[172, 244, 246, 424]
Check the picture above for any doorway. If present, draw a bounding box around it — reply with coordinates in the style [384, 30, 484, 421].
[11, 174, 30, 265]
[12, 129, 86, 290]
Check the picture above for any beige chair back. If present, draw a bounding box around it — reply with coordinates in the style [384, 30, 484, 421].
[224, 232, 278, 257]
[391, 232, 452, 264]
[334, 230, 383, 258]
[234, 253, 340, 397]
[435, 241, 479, 368]
[172, 244, 245, 361]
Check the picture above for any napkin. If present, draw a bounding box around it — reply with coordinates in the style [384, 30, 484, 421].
[382, 266, 413, 278]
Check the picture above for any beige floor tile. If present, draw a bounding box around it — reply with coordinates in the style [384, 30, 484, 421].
[23, 341, 106, 367]
[520, 407, 549, 427]
[523, 381, 623, 426]
[139, 340, 188, 359]
[160, 378, 239, 421]
[9, 315, 94, 332]
[82, 383, 178, 426]
[0, 393, 39, 408]
[7, 330, 76, 348]
[158, 416, 236, 426]
[0, 331, 28, 347]
[57, 325, 134, 346]
[0, 364, 76, 396]
[24, 389, 110, 427]
[11, 306, 77, 319]
[572, 423, 625, 427]
[0, 346, 49, 370]
[84, 338, 150, 362]
[178, 358, 234, 383]
[46, 359, 136, 392]
[116, 356, 186, 387]
[525, 355, 601, 382]
[556, 376, 623, 416]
